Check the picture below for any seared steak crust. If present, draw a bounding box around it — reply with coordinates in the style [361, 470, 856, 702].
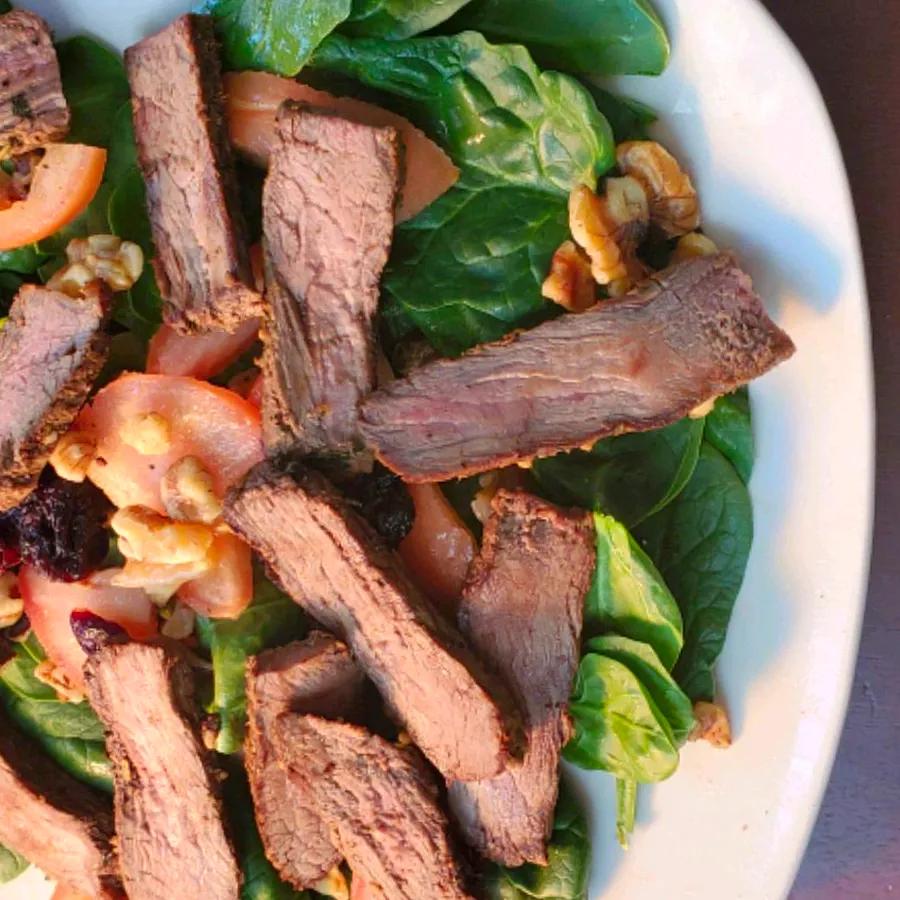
[360, 254, 796, 481]
[125, 14, 259, 333]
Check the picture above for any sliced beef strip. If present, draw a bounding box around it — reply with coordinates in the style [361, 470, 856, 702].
[0, 708, 121, 897]
[0, 10, 69, 158]
[246, 632, 368, 890]
[125, 14, 259, 334]
[84, 642, 241, 900]
[273, 714, 473, 900]
[448, 491, 595, 866]
[0, 284, 109, 510]
[360, 253, 797, 481]
[261, 105, 399, 457]
[226, 458, 522, 782]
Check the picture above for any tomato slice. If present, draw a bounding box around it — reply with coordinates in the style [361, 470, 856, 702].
[178, 532, 253, 619]
[0, 144, 107, 251]
[20, 566, 158, 691]
[398, 483, 477, 611]
[147, 317, 260, 380]
[224, 71, 459, 223]
[74, 373, 264, 513]
[50, 886, 95, 900]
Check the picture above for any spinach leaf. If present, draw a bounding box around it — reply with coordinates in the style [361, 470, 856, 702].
[0, 2, 11, 14]
[635, 443, 753, 701]
[615, 778, 636, 849]
[584, 87, 656, 143]
[56, 37, 130, 148]
[383, 174, 567, 355]
[532, 417, 704, 528]
[0, 845, 27, 885]
[0, 272, 22, 311]
[565, 653, 677, 780]
[313, 32, 614, 194]
[197, 574, 306, 754]
[224, 770, 310, 899]
[483, 780, 589, 899]
[586, 635, 694, 744]
[0, 637, 113, 792]
[704, 388, 754, 484]
[201, 0, 352, 75]
[104, 102, 139, 186]
[586, 513, 683, 669]
[0, 245, 48, 275]
[449, 0, 670, 76]
[344, 0, 474, 39]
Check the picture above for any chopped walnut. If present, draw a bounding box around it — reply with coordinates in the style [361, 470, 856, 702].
[689, 700, 732, 748]
[688, 397, 717, 419]
[616, 141, 700, 237]
[542, 240, 596, 312]
[47, 233, 144, 297]
[568, 178, 649, 293]
[119, 412, 172, 456]
[111, 506, 214, 566]
[50, 430, 97, 483]
[314, 867, 349, 900]
[161, 456, 223, 524]
[672, 232, 718, 263]
[0, 573, 22, 630]
[34, 659, 85, 703]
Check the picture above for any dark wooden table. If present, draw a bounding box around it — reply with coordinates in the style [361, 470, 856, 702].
[751, 2, 900, 897]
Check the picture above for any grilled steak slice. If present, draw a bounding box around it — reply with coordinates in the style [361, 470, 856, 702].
[0, 10, 69, 158]
[361, 253, 796, 481]
[448, 491, 594, 866]
[247, 633, 367, 889]
[226, 459, 521, 782]
[0, 709, 120, 897]
[0, 284, 109, 510]
[273, 714, 473, 900]
[261, 105, 399, 457]
[85, 642, 240, 900]
[126, 14, 259, 333]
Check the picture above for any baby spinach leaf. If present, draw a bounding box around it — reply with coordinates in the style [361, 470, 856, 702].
[104, 102, 139, 186]
[635, 443, 753, 701]
[0, 845, 28, 885]
[27, 732, 114, 793]
[586, 635, 694, 745]
[587, 513, 683, 669]
[483, 780, 590, 899]
[201, 0, 352, 75]
[0, 245, 48, 275]
[565, 653, 678, 781]
[197, 573, 306, 754]
[449, 0, 670, 76]
[532, 417, 704, 527]
[584, 87, 656, 143]
[313, 32, 614, 193]
[344, 0, 474, 39]
[56, 37, 130, 148]
[224, 769, 310, 899]
[383, 174, 567, 354]
[615, 778, 636, 849]
[703, 388, 754, 484]
[0, 272, 23, 311]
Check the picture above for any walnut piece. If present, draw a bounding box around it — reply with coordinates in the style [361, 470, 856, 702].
[689, 700, 732, 748]
[111, 506, 214, 565]
[0, 573, 23, 630]
[541, 240, 596, 312]
[47, 233, 144, 297]
[616, 141, 700, 237]
[673, 232, 719, 263]
[161, 456, 223, 524]
[118, 412, 172, 456]
[49, 430, 97, 483]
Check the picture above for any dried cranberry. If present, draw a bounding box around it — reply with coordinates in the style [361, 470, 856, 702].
[70, 610, 128, 655]
[2, 611, 29, 642]
[11, 475, 111, 582]
[343, 465, 415, 548]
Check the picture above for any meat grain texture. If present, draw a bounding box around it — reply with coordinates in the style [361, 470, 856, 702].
[0, 10, 69, 158]
[261, 105, 399, 457]
[449, 491, 595, 866]
[126, 14, 259, 333]
[0, 284, 109, 510]
[226, 458, 522, 783]
[85, 642, 240, 900]
[246, 633, 368, 889]
[0, 709, 121, 897]
[361, 253, 797, 481]
[273, 714, 473, 900]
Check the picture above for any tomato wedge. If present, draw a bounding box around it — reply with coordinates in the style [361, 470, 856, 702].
[398, 482, 477, 610]
[74, 373, 264, 513]
[147, 317, 260, 380]
[51, 886, 95, 900]
[178, 532, 253, 619]
[20, 566, 158, 692]
[224, 71, 459, 223]
[0, 144, 107, 251]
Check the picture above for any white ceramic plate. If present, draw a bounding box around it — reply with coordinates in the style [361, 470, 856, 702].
[5, 1, 874, 898]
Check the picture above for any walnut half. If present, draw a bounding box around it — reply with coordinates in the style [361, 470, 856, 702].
[689, 700, 732, 748]
[541, 240, 596, 312]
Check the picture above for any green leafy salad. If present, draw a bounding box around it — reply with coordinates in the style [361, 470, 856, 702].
[0, 0, 765, 898]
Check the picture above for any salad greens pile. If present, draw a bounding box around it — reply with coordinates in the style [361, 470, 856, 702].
[0, 0, 760, 892]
